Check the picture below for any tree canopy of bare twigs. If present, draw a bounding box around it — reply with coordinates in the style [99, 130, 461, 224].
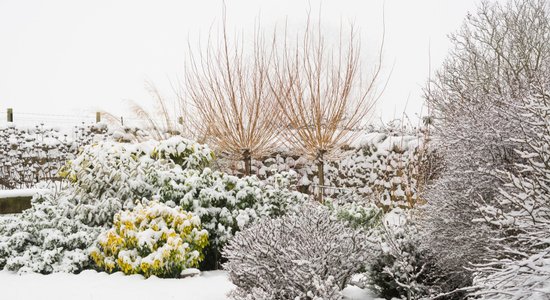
[271, 15, 386, 201]
[419, 0, 550, 296]
[183, 10, 282, 176]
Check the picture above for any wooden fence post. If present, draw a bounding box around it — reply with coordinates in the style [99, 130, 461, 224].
[96, 112, 101, 123]
[7, 108, 13, 122]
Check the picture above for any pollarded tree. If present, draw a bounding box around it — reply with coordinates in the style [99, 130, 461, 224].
[271, 15, 385, 201]
[184, 10, 282, 176]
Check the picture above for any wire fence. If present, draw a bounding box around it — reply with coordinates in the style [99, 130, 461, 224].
[2, 108, 172, 128]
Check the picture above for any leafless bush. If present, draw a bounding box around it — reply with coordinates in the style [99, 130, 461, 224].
[223, 203, 368, 300]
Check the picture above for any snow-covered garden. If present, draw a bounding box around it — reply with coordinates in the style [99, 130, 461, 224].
[2, 0, 550, 299]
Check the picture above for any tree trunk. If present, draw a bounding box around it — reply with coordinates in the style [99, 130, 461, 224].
[243, 149, 252, 176]
[317, 150, 325, 203]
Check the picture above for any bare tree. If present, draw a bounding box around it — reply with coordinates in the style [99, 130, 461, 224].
[271, 15, 386, 201]
[183, 9, 282, 176]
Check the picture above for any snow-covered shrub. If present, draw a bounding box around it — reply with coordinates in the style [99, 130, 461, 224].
[470, 75, 550, 298]
[58, 136, 214, 226]
[90, 201, 208, 278]
[5, 134, 305, 272]
[324, 194, 383, 230]
[367, 212, 439, 300]
[0, 137, 214, 274]
[472, 250, 550, 300]
[0, 190, 101, 274]
[223, 203, 368, 300]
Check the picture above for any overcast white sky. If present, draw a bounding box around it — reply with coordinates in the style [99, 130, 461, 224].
[0, 0, 496, 126]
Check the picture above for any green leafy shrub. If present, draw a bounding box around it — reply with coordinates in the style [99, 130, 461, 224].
[90, 201, 208, 278]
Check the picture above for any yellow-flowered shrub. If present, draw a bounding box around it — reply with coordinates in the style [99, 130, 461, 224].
[90, 201, 208, 278]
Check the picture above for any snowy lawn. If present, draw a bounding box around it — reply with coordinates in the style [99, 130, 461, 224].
[0, 270, 375, 300]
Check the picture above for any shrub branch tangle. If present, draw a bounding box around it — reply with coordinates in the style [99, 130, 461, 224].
[223, 204, 368, 300]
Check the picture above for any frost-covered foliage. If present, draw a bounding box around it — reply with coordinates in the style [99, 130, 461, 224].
[90, 201, 208, 278]
[1, 136, 307, 273]
[472, 251, 550, 300]
[367, 211, 441, 300]
[0, 122, 109, 189]
[56, 137, 306, 269]
[0, 190, 101, 274]
[223, 204, 368, 300]
[420, 0, 550, 297]
[0, 137, 214, 274]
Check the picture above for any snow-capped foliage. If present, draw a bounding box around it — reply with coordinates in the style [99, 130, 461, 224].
[0, 190, 101, 274]
[223, 203, 368, 300]
[90, 201, 209, 278]
[1, 136, 307, 273]
[73, 138, 310, 270]
[0, 122, 109, 189]
[472, 250, 550, 300]
[58, 136, 214, 226]
[367, 211, 440, 300]
[325, 193, 384, 230]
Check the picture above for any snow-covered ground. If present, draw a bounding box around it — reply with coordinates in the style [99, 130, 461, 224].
[0, 270, 376, 300]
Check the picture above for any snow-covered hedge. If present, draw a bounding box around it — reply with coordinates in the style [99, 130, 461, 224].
[223, 204, 368, 300]
[60, 136, 214, 200]
[90, 201, 208, 278]
[63, 137, 308, 269]
[58, 136, 214, 226]
[0, 190, 101, 274]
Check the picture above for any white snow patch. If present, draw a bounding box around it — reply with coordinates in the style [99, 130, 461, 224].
[0, 189, 48, 198]
[0, 270, 376, 300]
[0, 270, 234, 300]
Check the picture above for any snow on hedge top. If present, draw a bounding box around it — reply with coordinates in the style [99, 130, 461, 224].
[63, 136, 214, 179]
[354, 132, 420, 155]
[0, 189, 49, 199]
